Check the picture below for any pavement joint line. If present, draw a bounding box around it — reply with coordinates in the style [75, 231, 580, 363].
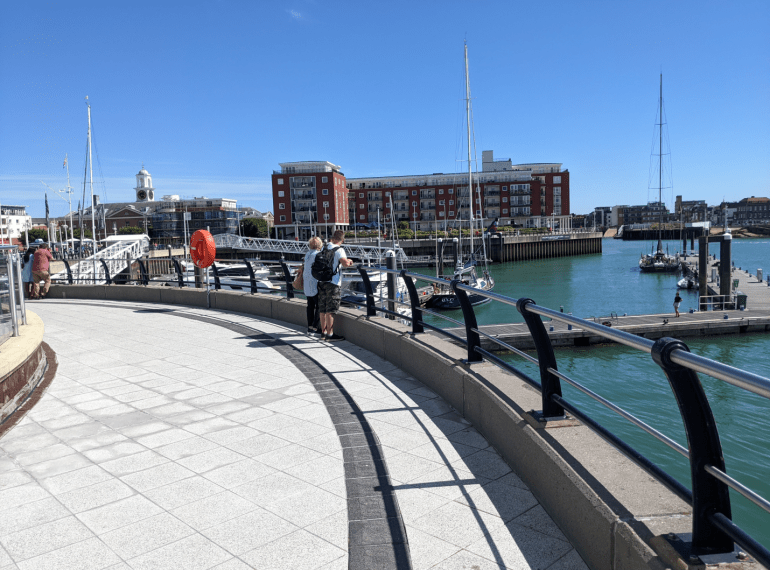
[32, 299, 413, 570]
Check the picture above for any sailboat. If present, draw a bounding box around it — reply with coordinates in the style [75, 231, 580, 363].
[639, 75, 680, 273]
[428, 43, 495, 310]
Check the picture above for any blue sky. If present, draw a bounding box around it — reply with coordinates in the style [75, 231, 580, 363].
[2, 0, 768, 220]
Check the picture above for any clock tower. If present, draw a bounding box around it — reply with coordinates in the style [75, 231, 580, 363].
[135, 165, 155, 202]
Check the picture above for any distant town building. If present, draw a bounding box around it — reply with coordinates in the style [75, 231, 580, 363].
[58, 166, 238, 244]
[0, 205, 31, 243]
[271, 161, 349, 240]
[675, 196, 708, 222]
[240, 207, 274, 228]
[270, 151, 571, 239]
[735, 196, 770, 225]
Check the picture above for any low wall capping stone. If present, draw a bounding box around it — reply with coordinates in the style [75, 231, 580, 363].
[46, 284, 744, 570]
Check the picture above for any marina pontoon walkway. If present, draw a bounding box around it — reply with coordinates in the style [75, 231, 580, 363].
[0, 300, 587, 570]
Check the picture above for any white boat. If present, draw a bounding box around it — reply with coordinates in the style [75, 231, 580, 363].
[677, 276, 696, 289]
[639, 75, 680, 274]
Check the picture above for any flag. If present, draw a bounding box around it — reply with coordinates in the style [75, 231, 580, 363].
[63, 155, 67, 169]
[45, 193, 50, 227]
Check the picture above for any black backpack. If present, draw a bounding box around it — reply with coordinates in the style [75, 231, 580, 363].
[311, 246, 341, 282]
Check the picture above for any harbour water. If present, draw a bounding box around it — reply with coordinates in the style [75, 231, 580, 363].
[418, 238, 770, 548]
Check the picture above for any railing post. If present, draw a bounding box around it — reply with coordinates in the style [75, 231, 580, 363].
[7, 253, 19, 337]
[13, 253, 27, 326]
[386, 251, 397, 320]
[357, 264, 377, 317]
[171, 258, 185, 288]
[62, 259, 74, 284]
[99, 259, 112, 285]
[400, 270, 423, 334]
[516, 298, 564, 418]
[451, 280, 482, 363]
[210, 263, 221, 290]
[279, 260, 294, 299]
[136, 259, 149, 286]
[243, 259, 257, 294]
[651, 337, 733, 555]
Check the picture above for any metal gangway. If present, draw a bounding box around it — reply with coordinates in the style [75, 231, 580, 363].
[213, 234, 409, 264]
[51, 238, 150, 285]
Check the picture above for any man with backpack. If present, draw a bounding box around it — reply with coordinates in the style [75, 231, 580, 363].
[312, 230, 353, 341]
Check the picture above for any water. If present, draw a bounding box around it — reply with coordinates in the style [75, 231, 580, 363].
[415, 238, 770, 548]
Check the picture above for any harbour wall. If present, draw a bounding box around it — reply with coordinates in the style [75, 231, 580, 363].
[45, 283, 704, 570]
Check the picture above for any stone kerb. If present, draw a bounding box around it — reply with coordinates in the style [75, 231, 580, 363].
[44, 284, 690, 570]
[0, 311, 46, 426]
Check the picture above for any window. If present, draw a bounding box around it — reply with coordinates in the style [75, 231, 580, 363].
[279, 203, 285, 210]
[324, 214, 330, 220]
[359, 193, 364, 198]
[360, 214, 365, 220]
[439, 211, 445, 217]
[278, 178, 284, 185]
[439, 189, 444, 194]
[439, 200, 445, 206]
[503, 209, 508, 214]
[323, 201, 329, 208]
[359, 204, 364, 209]
[502, 197, 508, 203]
[502, 186, 507, 191]
[412, 201, 417, 207]
[449, 211, 455, 216]
[449, 200, 454, 205]
[412, 190, 417, 196]
[278, 191, 284, 197]
[554, 187, 561, 195]
[322, 189, 329, 195]
[280, 215, 286, 221]
[448, 189, 454, 194]
[322, 176, 328, 183]
[554, 176, 561, 183]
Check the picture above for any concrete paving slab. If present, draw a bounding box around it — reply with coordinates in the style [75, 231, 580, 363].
[0, 299, 588, 570]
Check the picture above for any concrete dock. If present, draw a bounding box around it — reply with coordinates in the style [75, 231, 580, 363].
[442, 309, 770, 351]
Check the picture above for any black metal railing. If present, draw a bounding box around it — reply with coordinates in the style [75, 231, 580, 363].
[351, 264, 770, 566]
[49, 259, 770, 563]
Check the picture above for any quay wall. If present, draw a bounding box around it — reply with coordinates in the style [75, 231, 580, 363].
[46, 284, 699, 570]
[0, 312, 47, 427]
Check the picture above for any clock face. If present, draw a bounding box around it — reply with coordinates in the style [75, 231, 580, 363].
[138, 190, 147, 200]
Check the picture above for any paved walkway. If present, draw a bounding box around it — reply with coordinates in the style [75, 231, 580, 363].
[0, 300, 587, 570]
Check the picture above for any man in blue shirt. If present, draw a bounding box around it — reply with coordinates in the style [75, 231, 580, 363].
[318, 230, 354, 341]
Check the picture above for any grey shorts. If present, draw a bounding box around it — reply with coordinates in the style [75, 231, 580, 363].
[318, 282, 341, 314]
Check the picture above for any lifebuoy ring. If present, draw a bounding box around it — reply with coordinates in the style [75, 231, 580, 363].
[190, 230, 216, 268]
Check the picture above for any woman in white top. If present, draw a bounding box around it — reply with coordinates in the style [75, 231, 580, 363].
[303, 236, 323, 334]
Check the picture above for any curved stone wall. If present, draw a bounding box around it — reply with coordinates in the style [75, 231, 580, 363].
[0, 312, 47, 427]
[46, 284, 697, 570]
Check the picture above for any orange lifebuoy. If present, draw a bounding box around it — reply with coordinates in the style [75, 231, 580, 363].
[190, 230, 216, 268]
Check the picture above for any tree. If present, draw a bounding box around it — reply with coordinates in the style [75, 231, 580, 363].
[118, 226, 144, 235]
[240, 217, 270, 238]
[23, 229, 49, 245]
[72, 228, 93, 239]
[397, 221, 410, 231]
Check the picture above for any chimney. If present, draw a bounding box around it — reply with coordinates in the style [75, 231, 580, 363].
[93, 195, 100, 206]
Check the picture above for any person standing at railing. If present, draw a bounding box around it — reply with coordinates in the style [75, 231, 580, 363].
[303, 236, 322, 335]
[21, 246, 36, 299]
[31, 243, 53, 299]
[316, 230, 354, 342]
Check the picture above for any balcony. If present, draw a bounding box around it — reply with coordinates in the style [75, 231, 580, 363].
[419, 191, 435, 199]
[484, 200, 500, 207]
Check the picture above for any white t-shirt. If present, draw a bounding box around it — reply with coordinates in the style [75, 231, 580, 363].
[325, 243, 348, 287]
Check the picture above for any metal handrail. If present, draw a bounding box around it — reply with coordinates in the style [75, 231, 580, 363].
[351, 264, 770, 564]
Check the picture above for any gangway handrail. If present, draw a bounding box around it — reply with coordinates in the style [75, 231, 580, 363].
[212, 233, 409, 263]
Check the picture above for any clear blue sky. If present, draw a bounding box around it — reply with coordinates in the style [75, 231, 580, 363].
[2, 0, 768, 220]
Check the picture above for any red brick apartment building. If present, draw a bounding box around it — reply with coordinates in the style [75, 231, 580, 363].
[271, 152, 570, 240]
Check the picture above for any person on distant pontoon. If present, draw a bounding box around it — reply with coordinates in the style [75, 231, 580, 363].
[674, 291, 683, 317]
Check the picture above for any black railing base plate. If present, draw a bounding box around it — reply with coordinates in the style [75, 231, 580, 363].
[523, 410, 581, 430]
[651, 533, 751, 568]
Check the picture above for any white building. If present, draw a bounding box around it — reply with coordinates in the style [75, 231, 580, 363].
[0, 205, 32, 243]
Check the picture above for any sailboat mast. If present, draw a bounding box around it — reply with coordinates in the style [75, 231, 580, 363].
[658, 74, 663, 246]
[87, 97, 96, 278]
[465, 43, 473, 266]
